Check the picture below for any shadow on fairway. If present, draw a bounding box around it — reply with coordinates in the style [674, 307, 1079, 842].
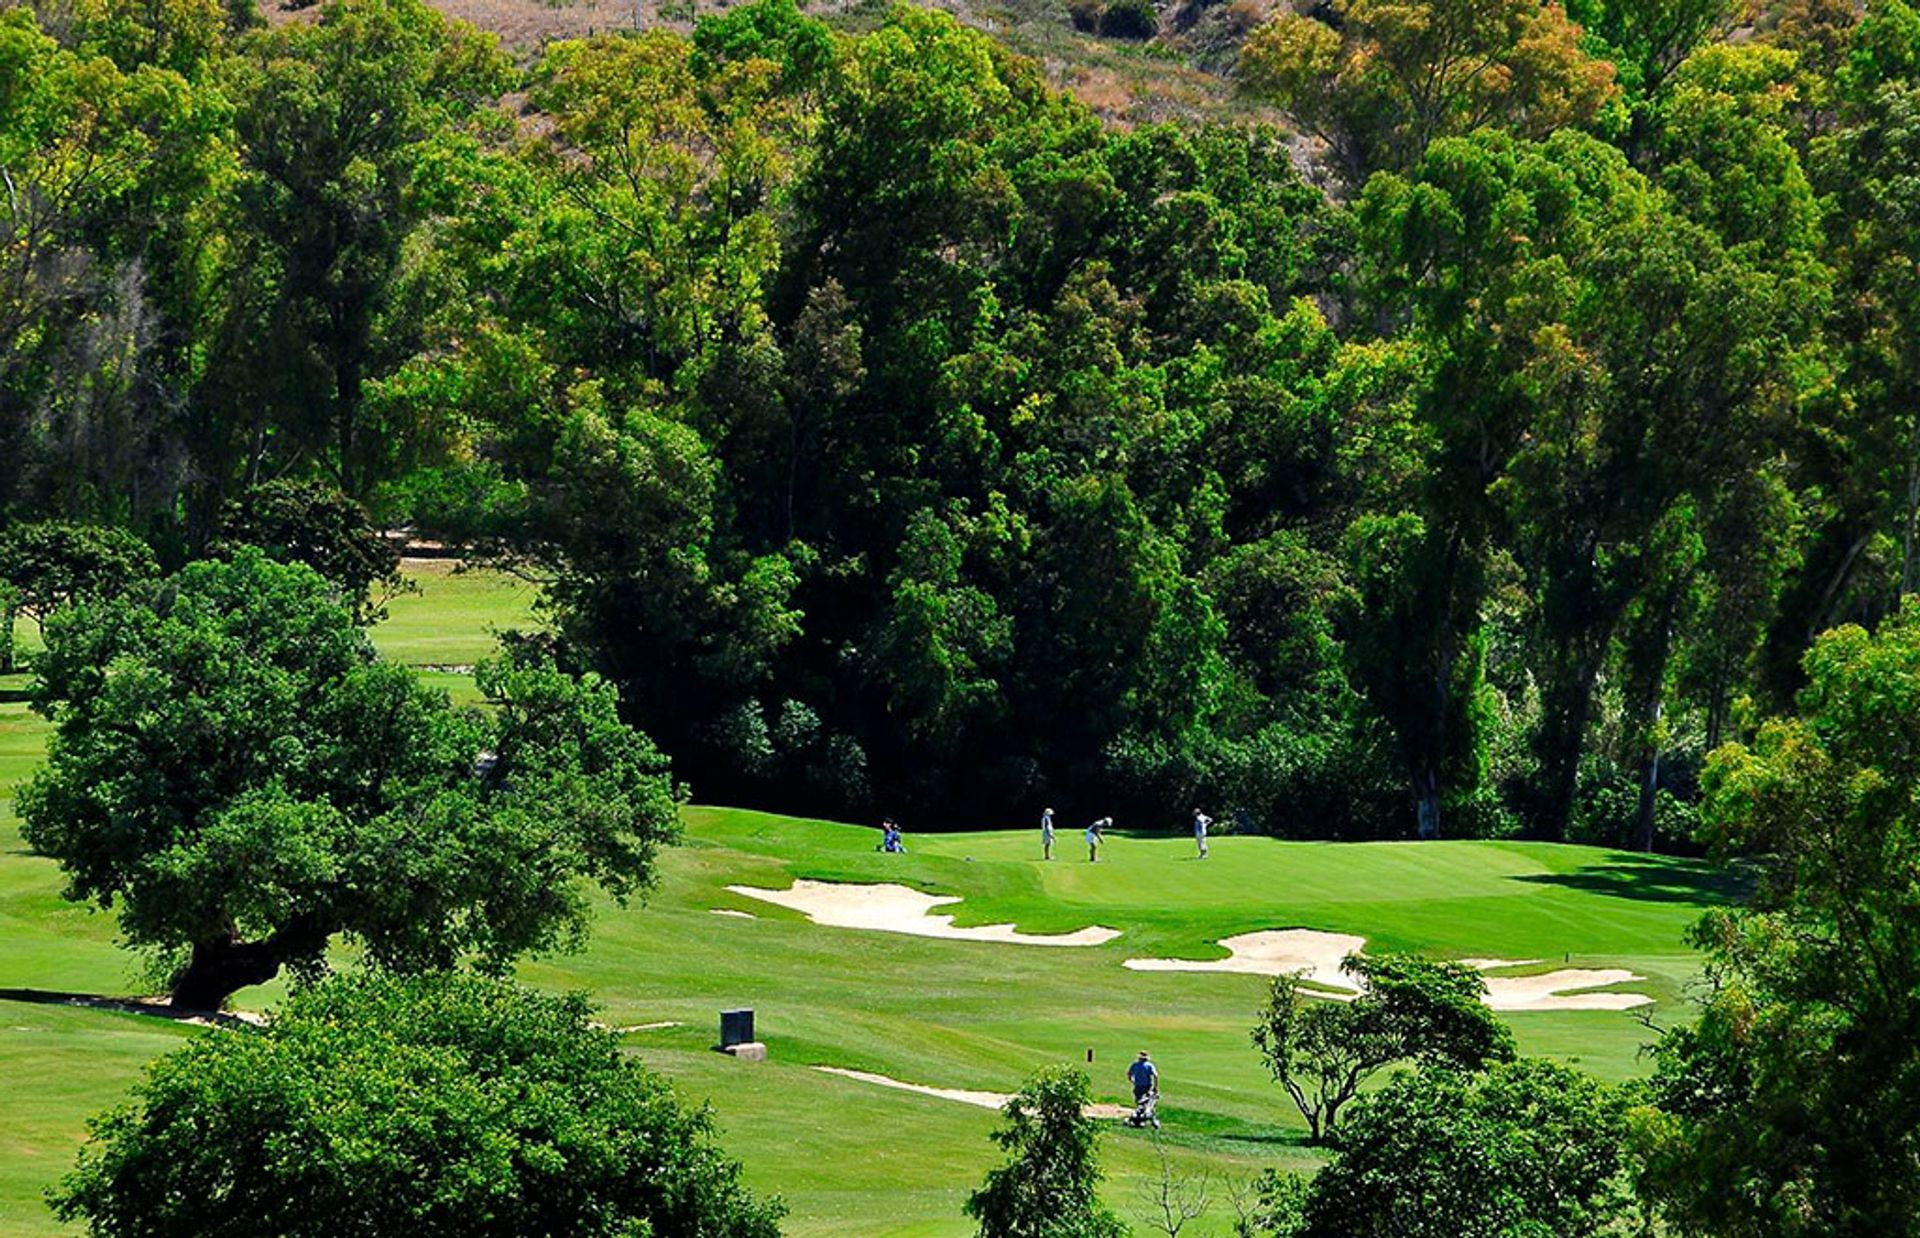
[0, 987, 258, 1029]
[1511, 855, 1751, 906]
[1148, 1111, 1316, 1154]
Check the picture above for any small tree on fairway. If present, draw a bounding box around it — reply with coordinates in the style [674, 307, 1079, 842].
[965, 1067, 1128, 1238]
[1251, 953, 1514, 1141]
[19, 550, 677, 1009]
[1135, 1133, 1209, 1237]
[51, 971, 784, 1238]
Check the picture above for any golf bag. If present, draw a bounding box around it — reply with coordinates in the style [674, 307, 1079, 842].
[1127, 1090, 1161, 1130]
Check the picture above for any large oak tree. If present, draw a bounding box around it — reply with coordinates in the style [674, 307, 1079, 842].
[20, 549, 677, 1009]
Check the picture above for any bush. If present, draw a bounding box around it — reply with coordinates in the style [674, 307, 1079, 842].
[1295, 1061, 1636, 1238]
[1101, 0, 1159, 37]
[52, 972, 784, 1237]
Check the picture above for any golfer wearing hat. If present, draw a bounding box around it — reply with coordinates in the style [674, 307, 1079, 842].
[1128, 1050, 1158, 1104]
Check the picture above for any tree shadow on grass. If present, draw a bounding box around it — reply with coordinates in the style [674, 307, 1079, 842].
[0, 987, 259, 1029]
[1511, 855, 1752, 906]
[1142, 1110, 1316, 1155]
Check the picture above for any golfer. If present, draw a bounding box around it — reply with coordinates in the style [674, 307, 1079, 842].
[1086, 816, 1110, 862]
[1192, 807, 1212, 859]
[1129, 1051, 1158, 1104]
[1041, 807, 1055, 861]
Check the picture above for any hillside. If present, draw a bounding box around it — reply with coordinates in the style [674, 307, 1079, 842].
[256, 0, 1266, 123]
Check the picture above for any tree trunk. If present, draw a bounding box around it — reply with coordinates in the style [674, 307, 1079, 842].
[1413, 765, 1442, 841]
[169, 936, 287, 1011]
[1535, 641, 1606, 842]
[1903, 448, 1920, 598]
[1625, 590, 1679, 852]
[1634, 721, 1661, 853]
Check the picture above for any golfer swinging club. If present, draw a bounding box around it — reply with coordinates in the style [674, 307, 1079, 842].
[1192, 807, 1211, 859]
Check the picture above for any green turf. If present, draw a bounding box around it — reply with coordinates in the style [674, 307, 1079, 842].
[369, 556, 543, 669]
[0, 562, 1737, 1235]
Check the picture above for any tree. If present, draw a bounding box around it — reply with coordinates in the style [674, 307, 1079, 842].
[1237, 0, 1617, 179]
[19, 550, 676, 1009]
[217, 0, 510, 498]
[50, 971, 783, 1237]
[964, 1067, 1128, 1238]
[0, 521, 158, 658]
[0, 6, 228, 524]
[1134, 1134, 1210, 1237]
[1292, 1061, 1636, 1237]
[217, 478, 406, 621]
[1640, 600, 1920, 1235]
[1251, 953, 1514, 1141]
[1769, 0, 1920, 665]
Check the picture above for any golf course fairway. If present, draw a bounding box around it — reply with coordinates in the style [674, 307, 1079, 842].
[0, 567, 1742, 1236]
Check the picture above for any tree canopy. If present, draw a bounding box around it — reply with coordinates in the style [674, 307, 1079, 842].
[51, 971, 784, 1238]
[965, 1067, 1128, 1238]
[1251, 953, 1515, 1140]
[2, 0, 1918, 846]
[19, 550, 677, 1009]
[1639, 600, 1920, 1235]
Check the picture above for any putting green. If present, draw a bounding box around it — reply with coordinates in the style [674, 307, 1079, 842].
[0, 565, 1740, 1235]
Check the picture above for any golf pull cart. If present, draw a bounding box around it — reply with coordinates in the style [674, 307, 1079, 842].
[1127, 1090, 1162, 1130]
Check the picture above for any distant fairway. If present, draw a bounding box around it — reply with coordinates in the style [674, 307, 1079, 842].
[0, 564, 1741, 1236]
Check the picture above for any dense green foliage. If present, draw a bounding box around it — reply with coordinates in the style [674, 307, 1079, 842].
[50, 971, 784, 1237]
[3, 0, 1920, 842]
[19, 551, 676, 1008]
[215, 478, 407, 621]
[1639, 602, 1920, 1235]
[965, 1067, 1127, 1238]
[1264, 1061, 1637, 1237]
[1251, 953, 1515, 1140]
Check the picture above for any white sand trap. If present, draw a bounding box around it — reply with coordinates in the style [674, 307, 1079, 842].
[1481, 969, 1652, 1011]
[710, 908, 758, 919]
[725, 880, 1120, 946]
[1124, 931, 1653, 1011]
[1123, 929, 1367, 990]
[814, 1067, 1133, 1119]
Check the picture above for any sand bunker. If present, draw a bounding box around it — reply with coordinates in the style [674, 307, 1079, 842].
[710, 908, 758, 919]
[725, 880, 1120, 946]
[814, 1066, 1133, 1119]
[1124, 931, 1652, 1011]
[1124, 929, 1366, 990]
[1480, 969, 1651, 1011]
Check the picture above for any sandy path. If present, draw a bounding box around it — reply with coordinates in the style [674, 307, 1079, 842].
[725, 880, 1120, 946]
[1123, 931, 1652, 1011]
[813, 1066, 1134, 1119]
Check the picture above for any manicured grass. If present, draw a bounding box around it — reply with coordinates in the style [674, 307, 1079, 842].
[369, 556, 543, 668]
[499, 806, 1727, 1232]
[0, 1005, 193, 1235]
[0, 562, 1738, 1235]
